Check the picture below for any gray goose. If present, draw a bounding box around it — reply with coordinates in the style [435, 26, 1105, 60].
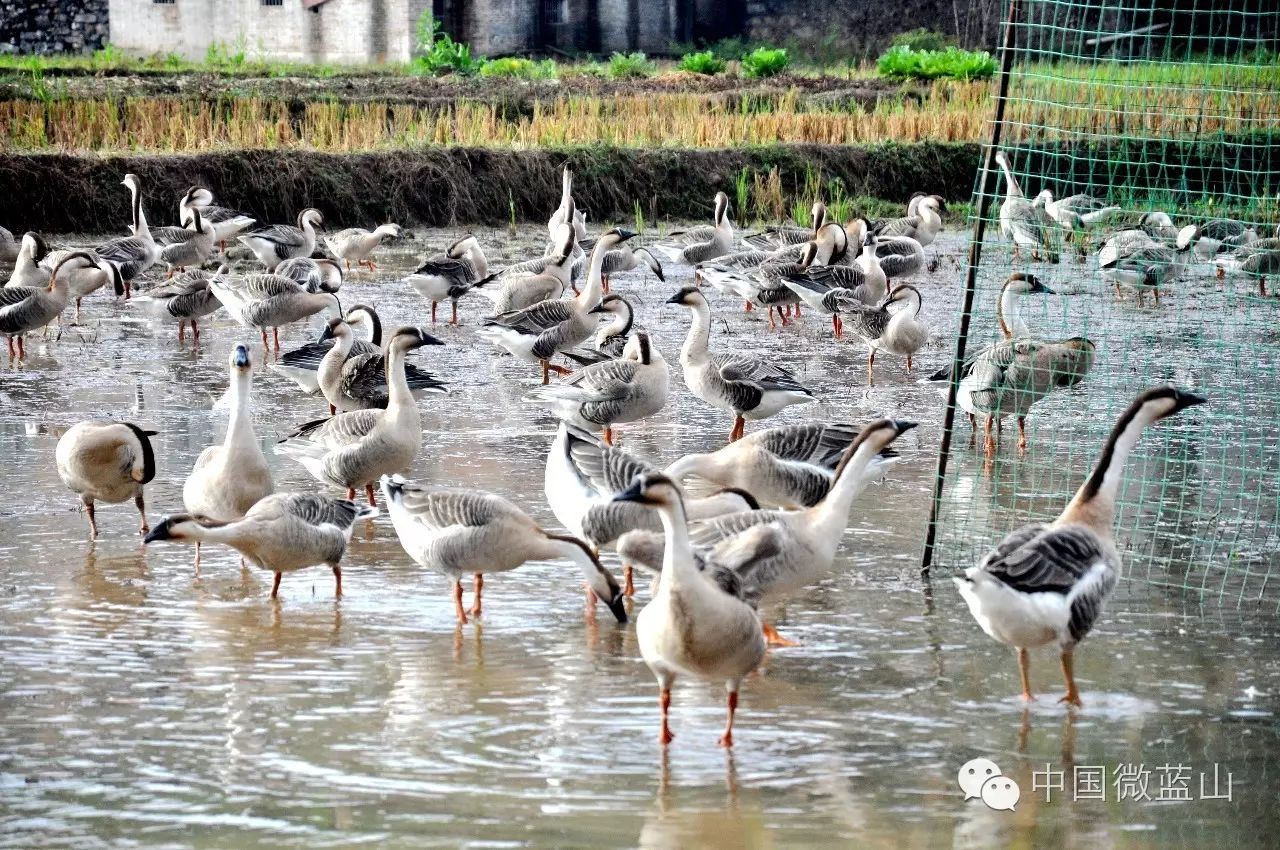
[94, 173, 160, 296]
[237, 208, 324, 271]
[316, 311, 447, 412]
[56, 419, 159, 538]
[179, 187, 256, 248]
[273, 302, 382, 394]
[133, 266, 225, 343]
[210, 272, 341, 349]
[743, 201, 828, 250]
[0, 252, 99, 358]
[407, 234, 492, 324]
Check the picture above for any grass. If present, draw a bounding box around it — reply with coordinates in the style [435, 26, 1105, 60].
[607, 52, 655, 79]
[741, 48, 788, 79]
[877, 45, 997, 81]
[679, 51, 727, 76]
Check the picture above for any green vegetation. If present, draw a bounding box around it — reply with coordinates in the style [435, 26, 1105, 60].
[876, 45, 996, 81]
[413, 11, 483, 76]
[479, 57, 558, 79]
[607, 52, 655, 79]
[678, 50, 727, 76]
[741, 47, 789, 79]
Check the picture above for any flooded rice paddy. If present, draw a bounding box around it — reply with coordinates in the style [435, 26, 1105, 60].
[1, 227, 1278, 848]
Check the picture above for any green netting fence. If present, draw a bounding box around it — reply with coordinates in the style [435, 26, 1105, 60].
[922, 0, 1280, 607]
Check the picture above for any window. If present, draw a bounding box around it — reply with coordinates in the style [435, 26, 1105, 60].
[262, 0, 284, 6]
[153, 0, 175, 5]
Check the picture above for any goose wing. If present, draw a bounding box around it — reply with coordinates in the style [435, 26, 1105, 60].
[486, 299, 575, 334]
[283, 409, 382, 445]
[837, 303, 890, 342]
[689, 508, 785, 547]
[712, 353, 810, 395]
[94, 236, 151, 264]
[564, 425, 657, 496]
[257, 493, 369, 532]
[749, 422, 859, 469]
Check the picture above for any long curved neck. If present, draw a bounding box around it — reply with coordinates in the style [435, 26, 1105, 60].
[997, 285, 1026, 338]
[1061, 404, 1157, 532]
[384, 343, 414, 409]
[468, 243, 488, 279]
[224, 370, 257, 449]
[655, 497, 695, 594]
[132, 186, 152, 239]
[598, 306, 632, 342]
[664, 452, 720, 484]
[680, 301, 711, 364]
[808, 441, 883, 535]
[996, 156, 1022, 200]
[558, 170, 572, 212]
[579, 239, 607, 307]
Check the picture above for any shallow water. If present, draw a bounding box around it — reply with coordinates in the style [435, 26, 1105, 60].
[1, 227, 1278, 849]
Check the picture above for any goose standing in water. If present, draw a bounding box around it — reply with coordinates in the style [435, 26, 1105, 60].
[667, 286, 814, 442]
[40, 248, 125, 324]
[273, 303, 382, 394]
[783, 236, 885, 337]
[406, 234, 491, 324]
[1098, 230, 1192, 305]
[325, 223, 402, 272]
[316, 311, 447, 412]
[277, 327, 442, 505]
[614, 473, 766, 746]
[869, 195, 946, 247]
[838, 283, 930, 383]
[622, 420, 911, 646]
[593, 240, 665, 294]
[529, 332, 668, 444]
[994, 151, 1058, 262]
[94, 173, 161, 297]
[1, 252, 99, 358]
[744, 201, 827, 250]
[179, 187, 256, 249]
[956, 386, 1206, 706]
[132, 266, 224, 343]
[698, 241, 819, 328]
[3, 232, 50, 288]
[664, 421, 870, 509]
[382, 474, 627, 625]
[1034, 189, 1118, 243]
[480, 228, 635, 384]
[182, 344, 274, 568]
[56, 419, 158, 538]
[211, 272, 342, 350]
[276, 257, 344, 294]
[545, 423, 757, 596]
[656, 192, 734, 265]
[548, 166, 588, 241]
[158, 205, 216, 275]
[144, 494, 376, 599]
[844, 218, 922, 282]
[1180, 218, 1257, 267]
[238, 208, 324, 271]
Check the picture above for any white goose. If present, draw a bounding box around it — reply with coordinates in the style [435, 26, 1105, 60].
[56, 419, 159, 538]
[179, 187, 256, 248]
[238, 208, 324, 271]
[656, 192, 734, 265]
[382, 474, 627, 625]
[182, 344, 274, 566]
[666, 285, 814, 442]
[548, 166, 588, 241]
[325, 223, 402, 272]
[994, 151, 1058, 262]
[956, 386, 1206, 706]
[613, 472, 765, 747]
[4, 232, 50, 288]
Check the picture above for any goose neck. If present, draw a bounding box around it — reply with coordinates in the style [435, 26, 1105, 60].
[997, 285, 1027, 338]
[655, 498, 695, 593]
[1062, 404, 1159, 532]
[680, 301, 712, 364]
[810, 442, 881, 533]
[224, 371, 257, 448]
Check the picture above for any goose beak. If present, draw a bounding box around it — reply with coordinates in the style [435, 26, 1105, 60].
[1174, 391, 1207, 410]
[615, 228, 638, 243]
[588, 302, 609, 314]
[142, 519, 172, 544]
[604, 592, 628, 624]
[232, 344, 250, 368]
[892, 420, 919, 436]
[319, 324, 336, 342]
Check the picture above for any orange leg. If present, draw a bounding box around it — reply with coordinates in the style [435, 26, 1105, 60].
[541, 360, 550, 385]
[192, 320, 201, 343]
[453, 580, 469, 625]
[1017, 416, 1028, 454]
[602, 426, 614, 445]
[271, 572, 283, 598]
[728, 415, 745, 443]
[984, 416, 996, 457]
[602, 275, 610, 294]
[85, 501, 98, 539]
[718, 690, 739, 748]
[623, 565, 636, 597]
[659, 688, 674, 745]
[762, 622, 799, 647]
[135, 492, 148, 535]
[16, 336, 25, 359]
[743, 300, 753, 312]
[365, 483, 377, 507]
[1059, 649, 1083, 707]
[450, 302, 459, 325]
[177, 321, 186, 343]
[1018, 647, 1034, 701]
[272, 327, 281, 350]
[866, 350, 876, 386]
[431, 301, 438, 323]
[468, 573, 484, 617]
[346, 487, 357, 500]
[332, 565, 343, 598]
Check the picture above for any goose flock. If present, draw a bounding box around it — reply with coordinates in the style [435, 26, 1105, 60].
[2, 155, 1229, 746]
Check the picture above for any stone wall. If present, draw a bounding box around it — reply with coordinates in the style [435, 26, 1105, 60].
[743, 0, 1003, 58]
[0, 0, 109, 54]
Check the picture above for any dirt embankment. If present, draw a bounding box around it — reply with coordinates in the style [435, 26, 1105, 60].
[0, 144, 980, 233]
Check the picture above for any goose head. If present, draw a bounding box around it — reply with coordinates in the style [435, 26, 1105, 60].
[387, 326, 445, 354]
[49, 251, 99, 288]
[229, 343, 252, 374]
[187, 187, 215, 208]
[121, 173, 142, 194]
[1034, 189, 1054, 205]
[344, 304, 380, 342]
[588, 292, 631, 317]
[882, 283, 923, 314]
[143, 514, 220, 544]
[614, 471, 684, 510]
[713, 191, 730, 227]
[100, 259, 126, 297]
[811, 201, 827, 234]
[297, 208, 324, 231]
[1002, 272, 1054, 296]
[599, 227, 637, 250]
[799, 239, 821, 270]
[318, 315, 353, 345]
[1126, 385, 1207, 424]
[994, 150, 1010, 168]
[1175, 224, 1199, 251]
[545, 532, 627, 623]
[665, 285, 706, 309]
[622, 331, 657, 366]
[923, 195, 947, 214]
[447, 234, 479, 259]
[635, 247, 665, 281]
[833, 419, 917, 479]
[21, 231, 49, 264]
[314, 258, 344, 293]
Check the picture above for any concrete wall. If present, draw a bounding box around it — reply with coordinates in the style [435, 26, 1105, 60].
[0, 0, 109, 54]
[106, 0, 427, 63]
[743, 0, 1002, 58]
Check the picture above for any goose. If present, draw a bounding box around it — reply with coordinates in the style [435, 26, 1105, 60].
[210, 272, 342, 349]
[157, 205, 215, 275]
[782, 240, 884, 337]
[381, 473, 627, 625]
[406, 234, 492, 324]
[179, 187, 256, 248]
[528, 332, 669, 444]
[1179, 218, 1258, 273]
[620, 419, 913, 647]
[838, 283, 930, 383]
[613, 472, 765, 746]
[94, 173, 161, 296]
[316, 311, 447, 412]
[40, 248, 125, 323]
[1034, 189, 1118, 241]
[0, 225, 17, 263]
[868, 195, 946, 247]
[743, 201, 827, 250]
[144, 494, 376, 599]
[655, 192, 733, 265]
[324, 223, 401, 272]
[593, 241, 664, 294]
[547, 166, 588, 241]
[0, 252, 98, 358]
[563, 293, 635, 363]
[276, 327, 441, 505]
[183, 344, 274, 567]
[1138, 211, 1180, 243]
[237, 208, 324, 271]
[276, 257, 343, 293]
[666, 286, 814, 442]
[1099, 233, 1192, 306]
[697, 241, 819, 328]
[1220, 227, 1280, 296]
[273, 303, 382, 394]
[955, 386, 1206, 706]
[544, 423, 758, 595]
[132, 267, 224, 343]
[479, 228, 634, 384]
[55, 419, 158, 538]
[3, 232, 51, 289]
[664, 421, 879, 509]
[994, 151, 1058, 262]
[844, 218, 923, 280]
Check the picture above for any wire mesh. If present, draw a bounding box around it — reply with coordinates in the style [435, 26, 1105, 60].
[923, 0, 1280, 609]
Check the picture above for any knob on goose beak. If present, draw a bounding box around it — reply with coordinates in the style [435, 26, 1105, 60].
[232, 344, 251, 369]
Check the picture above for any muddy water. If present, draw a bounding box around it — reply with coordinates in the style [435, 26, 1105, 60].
[1, 227, 1277, 849]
